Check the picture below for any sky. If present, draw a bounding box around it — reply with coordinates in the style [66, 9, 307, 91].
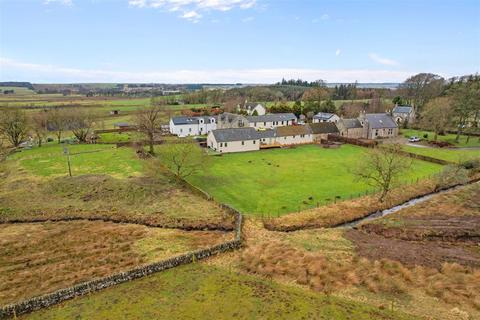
[0, 0, 479, 83]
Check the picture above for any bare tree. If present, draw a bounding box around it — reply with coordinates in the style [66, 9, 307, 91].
[400, 73, 445, 109]
[420, 97, 454, 141]
[159, 141, 209, 179]
[64, 109, 96, 142]
[47, 108, 68, 143]
[31, 111, 49, 147]
[353, 144, 412, 202]
[0, 109, 29, 147]
[135, 101, 166, 155]
[452, 76, 480, 143]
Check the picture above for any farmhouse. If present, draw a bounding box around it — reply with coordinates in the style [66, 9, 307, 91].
[336, 119, 364, 139]
[247, 113, 297, 130]
[207, 127, 260, 153]
[360, 113, 399, 139]
[257, 129, 277, 145]
[217, 112, 249, 129]
[239, 102, 266, 116]
[392, 105, 415, 124]
[169, 116, 217, 137]
[312, 112, 340, 123]
[308, 122, 339, 142]
[275, 125, 313, 145]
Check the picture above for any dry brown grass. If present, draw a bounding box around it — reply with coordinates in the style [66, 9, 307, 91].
[264, 174, 480, 232]
[240, 241, 480, 310]
[0, 221, 233, 305]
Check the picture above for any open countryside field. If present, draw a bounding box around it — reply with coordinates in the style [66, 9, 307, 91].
[0, 143, 234, 229]
[401, 129, 480, 147]
[23, 263, 417, 320]
[0, 221, 232, 305]
[187, 145, 443, 216]
[402, 145, 480, 163]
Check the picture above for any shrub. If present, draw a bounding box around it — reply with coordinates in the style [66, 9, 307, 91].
[434, 165, 469, 190]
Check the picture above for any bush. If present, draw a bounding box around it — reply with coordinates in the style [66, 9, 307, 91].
[423, 134, 429, 139]
[459, 159, 480, 171]
[435, 165, 470, 191]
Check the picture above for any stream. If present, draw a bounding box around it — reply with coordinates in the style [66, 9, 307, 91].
[338, 181, 479, 228]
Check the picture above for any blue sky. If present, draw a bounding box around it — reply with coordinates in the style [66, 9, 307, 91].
[0, 0, 479, 83]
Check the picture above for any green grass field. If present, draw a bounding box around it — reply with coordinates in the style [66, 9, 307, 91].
[9, 143, 143, 178]
[402, 145, 480, 163]
[24, 264, 417, 320]
[401, 129, 480, 147]
[187, 145, 442, 216]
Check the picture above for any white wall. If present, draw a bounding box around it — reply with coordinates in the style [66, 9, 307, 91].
[207, 132, 260, 153]
[274, 134, 313, 145]
[249, 119, 294, 130]
[170, 118, 217, 137]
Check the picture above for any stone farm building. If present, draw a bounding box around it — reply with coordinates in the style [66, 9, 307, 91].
[238, 102, 267, 116]
[308, 122, 340, 141]
[360, 113, 399, 139]
[169, 116, 217, 137]
[392, 105, 415, 124]
[312, 112, 340, 123]
[336, 119, 364, 139]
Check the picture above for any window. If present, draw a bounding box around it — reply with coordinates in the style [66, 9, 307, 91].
[281, 121, 284, 125]
[375, 130, 379, 136]
[253, 140, 256, 144]
[284, 137, 287, 140]
[241, 141, 245, 145]
[189, 128, 192, 132]
[220, 143, 223, 147]
[225, 143, 228, 147]
[301, 134, 305, 138]
[180, 128, 183, 133]
[264, 122, 266, 126]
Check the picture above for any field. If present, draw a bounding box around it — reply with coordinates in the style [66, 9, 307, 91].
[187, 145, 442, 216]
[0, 143, 234, 229]
[0, 221, 232, 305]
[23, 263, 417, 320]
[401, 129, 480, 147]
[402, 145, 480, 163]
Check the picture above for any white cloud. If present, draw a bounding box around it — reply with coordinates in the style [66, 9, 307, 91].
[242, 16, 254, 22]
[182, 10, 202, 22]
[368, 53, 398, 66]
[335, 49, 341, 56]
[321, 13, 329, 20]
[43, 0, 73, 5]
[0, 57, 419, 83]
[128, 0, 257, 21]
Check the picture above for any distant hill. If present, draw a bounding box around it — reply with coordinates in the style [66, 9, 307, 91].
[0, 82, 35, 90]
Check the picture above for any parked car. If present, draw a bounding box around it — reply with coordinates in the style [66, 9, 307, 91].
[408, 136, 421, 142]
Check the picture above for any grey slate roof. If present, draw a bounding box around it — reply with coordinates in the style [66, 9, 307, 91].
[341, 118, 363, 129]
[393, 106, 413, 114]
[308, 122, 339, 134]
[171, 116, 216, 125]
[246, 113, 297, 123]
[257, 129, 276, 139]
[211, 127, 259, 142]
[313, 112, 336, 120]
[365, 113, 398, 129]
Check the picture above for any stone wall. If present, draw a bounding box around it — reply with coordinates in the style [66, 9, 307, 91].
[0, 208, 243, 319]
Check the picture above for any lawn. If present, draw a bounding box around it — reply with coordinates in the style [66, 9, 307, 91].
[188, 145, 442, 216]
[24, 263, 418, 320]
[8, 143, 143, 178]
[402, 145, 480, 163]
[0, 221, 231, 305]
[401, 129, 480, 147]
[1, 143, 233, 229]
